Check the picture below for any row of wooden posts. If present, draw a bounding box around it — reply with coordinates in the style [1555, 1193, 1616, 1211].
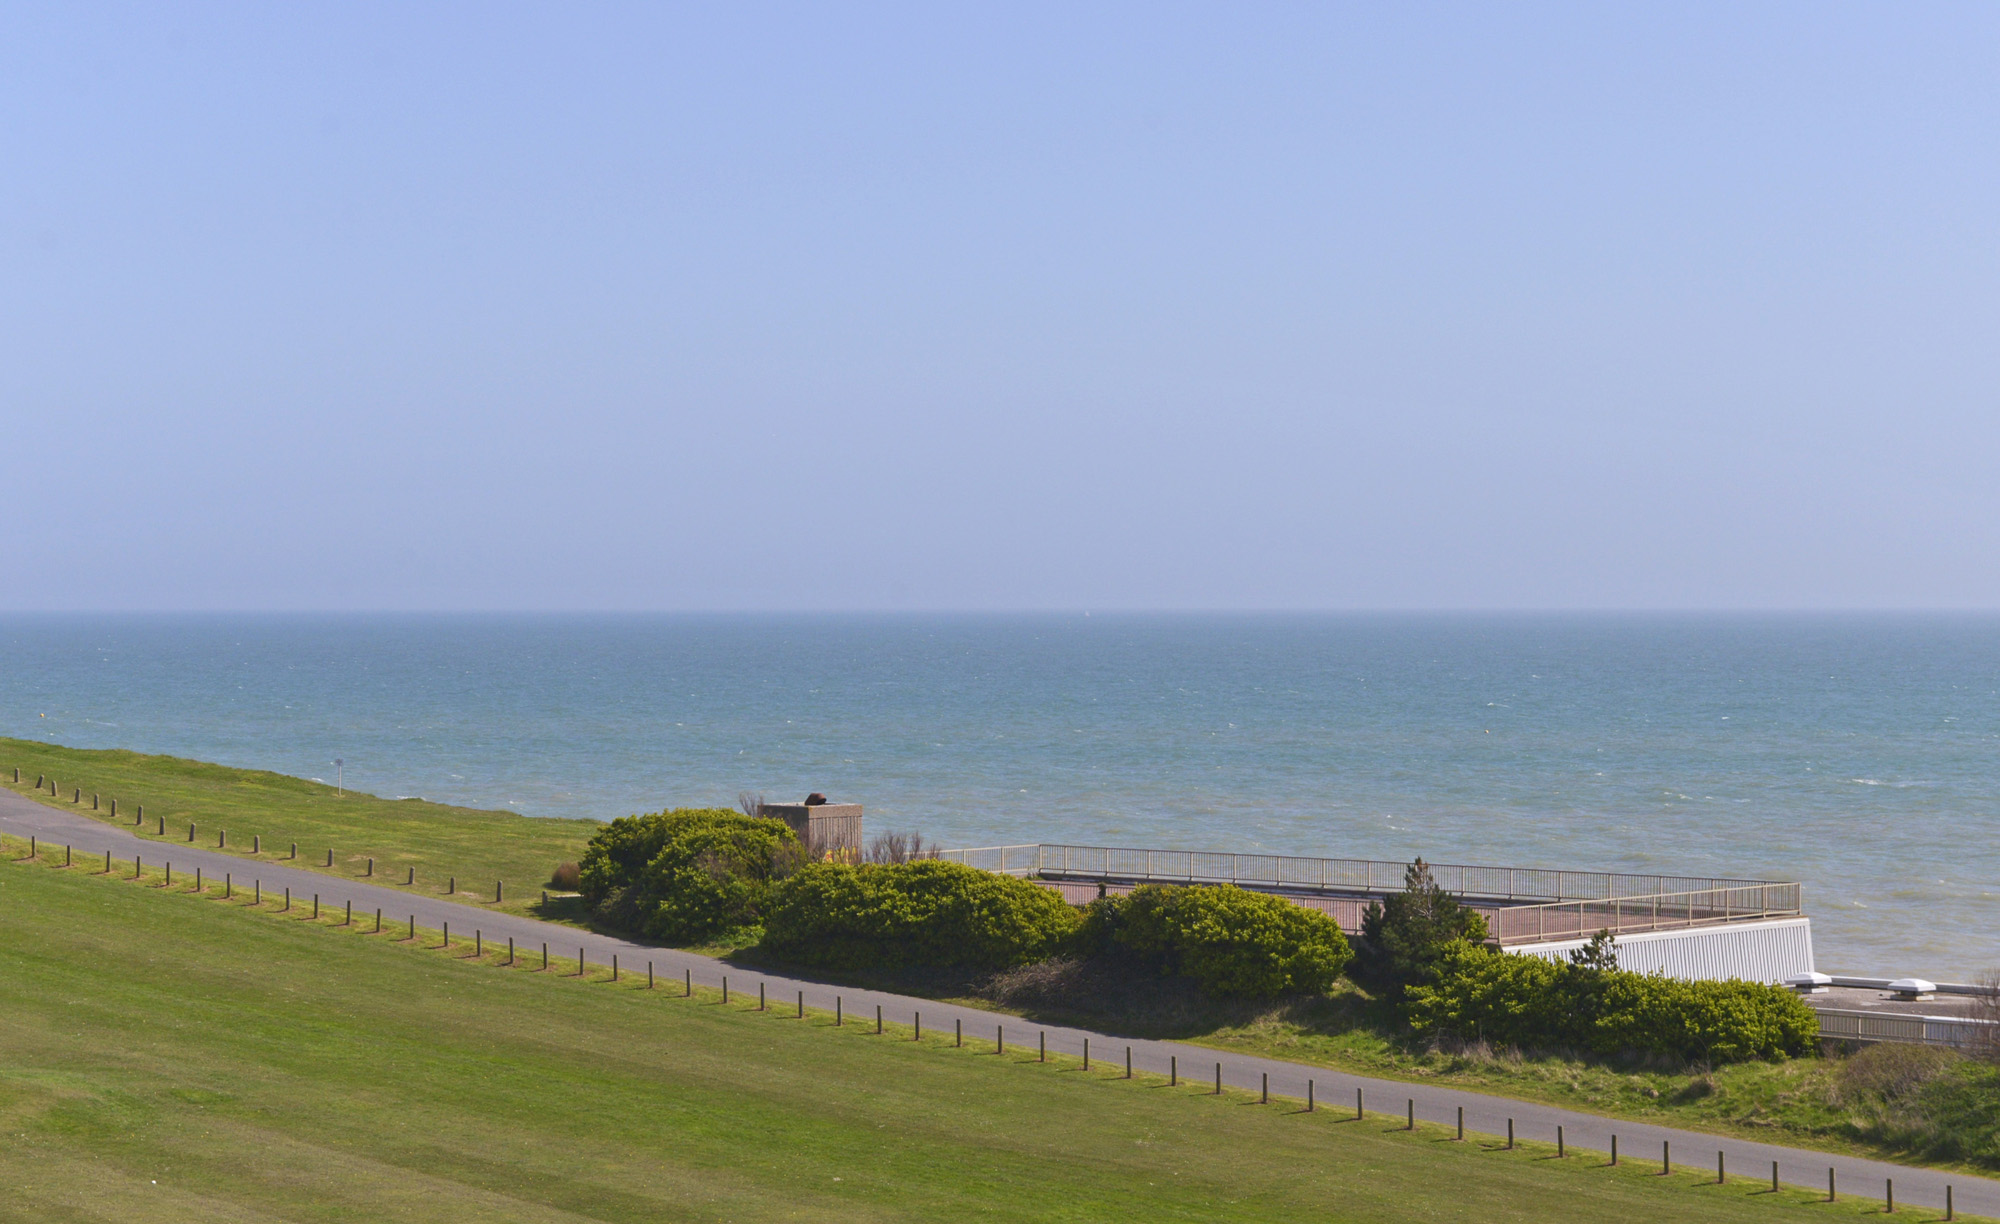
[2, 825, 1957, 1219]
[12, 769, 505, 902]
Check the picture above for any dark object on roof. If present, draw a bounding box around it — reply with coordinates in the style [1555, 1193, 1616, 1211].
[804, 792, 828, 806]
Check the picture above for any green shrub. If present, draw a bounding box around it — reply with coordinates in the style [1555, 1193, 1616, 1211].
[577, 808, 799, 943]
[1079, 884, 1353, 1000]
[1356, 858, 1490, 993]
[761, 860, 1081, 972]
[1404, 944, 1819, 1064]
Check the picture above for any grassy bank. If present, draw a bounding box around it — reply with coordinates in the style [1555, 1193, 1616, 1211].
[0, 737, 597, 913]
[0, 841, 1962, 1223]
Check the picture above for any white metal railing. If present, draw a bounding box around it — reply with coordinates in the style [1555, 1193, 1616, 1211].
[1488, 884, 1804, 944]
[1816, 1008, 1999, 1050]
[938, 842, 1791, 905]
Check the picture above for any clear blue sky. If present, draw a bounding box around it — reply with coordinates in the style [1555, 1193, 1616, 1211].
[4, 3, 1995, 611]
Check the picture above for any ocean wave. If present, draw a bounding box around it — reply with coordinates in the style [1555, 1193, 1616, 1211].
[1849, 778, 1936, 788]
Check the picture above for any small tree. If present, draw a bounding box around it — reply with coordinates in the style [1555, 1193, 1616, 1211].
[1358, 858, 1490, 993]
[1569, 929, 1619, 973]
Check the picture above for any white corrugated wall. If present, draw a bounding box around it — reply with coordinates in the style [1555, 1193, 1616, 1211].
[1508, 917, 1814, 984]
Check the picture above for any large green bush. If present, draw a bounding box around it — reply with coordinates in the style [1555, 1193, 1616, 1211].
[1078, 884, 1353, 999]
[1356, 858, 1491, 993]
[577, 808, 800, 943]
[761, 860, 1081, 972]
[1403, 944, 1819, 1064]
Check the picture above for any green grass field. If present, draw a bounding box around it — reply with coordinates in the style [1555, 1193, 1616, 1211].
[0, 844, 1960, 1223]
[0, 737, 599, 912]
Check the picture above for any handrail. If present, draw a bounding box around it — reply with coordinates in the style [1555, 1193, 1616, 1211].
[937, 842, 1794, 904]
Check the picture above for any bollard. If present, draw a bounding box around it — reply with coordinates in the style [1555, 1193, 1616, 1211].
[167, 862, 173, 885]
[1829, 1167, 1836, 1202]
[1039, 1032, 1045, 1062]
[367, 858, 373, 876]
[1558, 1125, 1564, 1157]
[758, 981, 763, 1010]
[225, 873, 231, 898]
[253, 835, 259, 854]
[159, 816, 165, 835]
[449, 876, 455, 894]
[495, 881, 502, 903]
[219, 830, 226, 849]
[475, 930, 481, 956]
[92, 792, 98, 810]
[345, 900, 352, 926]
[875, 1004, 882, 1034]
[1356, 1088, 1363, 1120]
[997, 1025, 1004, 1055]
[136, 856, 143, 880]
[1948, 1185, 1955, 1220]
[1887, 1179, 1893, 1213]
[1407, 1099, 1414, 1130]
[377, 908, 383, 933]
[1126, 1046, 1132, 1079]
[1085, 1039, 1091, 1071]
[408, 868, 415, 885]
[188, 823, 195, 842]
[1214, 1063, 1221, 1095]
[1772, 1160, 1778, 1193]
[1261, 1073, 1268, 1104]
[73, 788, 80, 803]
[282, 885, 289, 911]
[579, 948, 585, 977]
[1718, 1150, 1724, 1185]
[956, 1017, 962, 1046]
[1307, 1080, 1315, 1111]
[1661, 1140, 1669, 1176]
[194, 865, 200, 890]
[685, 968, 691, 996]
[412, 916, 417, 939]
[507, 937, 514, 963]
[1457, 1106, 1463, 1140]
[796, 989, 802, 1017]
[723, 976, 728, 1002]
[543, 942, 549, 969]
[66, 844, 72, 867]
[614, 955, 620, 982]
[1171, 1056, 1177, 1086]
[327, 849, 334, 868]
[1611, 1134, 1618, 1166]
[914, 1013, 921, 1041]
[290, 843, 296, 859]
[111, 798, 117, 818]
[313, 894, 318, 919]
[1507, 1119, 1514, 1150]
[836, 996, 842, 1025]
[104, 849, 111, 873]
[29, 836, 35, 857]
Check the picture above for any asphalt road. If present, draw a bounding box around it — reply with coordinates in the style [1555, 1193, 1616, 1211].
[3, 787, 1993, 1217]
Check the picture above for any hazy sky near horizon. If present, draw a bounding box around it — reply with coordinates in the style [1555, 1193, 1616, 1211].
[4, 4, 1996, 612]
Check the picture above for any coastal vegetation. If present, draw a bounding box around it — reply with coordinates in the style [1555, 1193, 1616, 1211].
[7, 741, 1994, 1177]
[0, 838, 1967, 1223]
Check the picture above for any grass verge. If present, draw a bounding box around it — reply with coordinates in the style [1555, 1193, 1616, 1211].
[0, 736, 597, 915]
[0, 837, 1969, 1224]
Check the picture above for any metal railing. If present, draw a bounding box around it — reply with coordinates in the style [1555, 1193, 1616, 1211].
[939, 843, 1790, 905]
[1817, 1008, 1999, 1051]
[1488, 884, 1803, 945]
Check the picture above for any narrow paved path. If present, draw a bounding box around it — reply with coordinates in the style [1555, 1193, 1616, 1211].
[5, 788, 1994, 1217]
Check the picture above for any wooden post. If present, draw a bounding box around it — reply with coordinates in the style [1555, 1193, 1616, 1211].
[290, 842, 296, 859]
[495, 881, 502, 903]
[367, 858, 373, 876]
[1308, 1080, 1315, 1111]
[1948, 1185, 1954, 1220]
[1171, 1056, 1176, 1086]
[1661, 1140, 1669, 1176]
[507, 937, 514, 963]
[1887, 1179, 1893, 1213]
[955, 1017, 961, 1046]
[225, 873, 231, 898]
[449, 876, 455, 894]
[685, 968, 691, 996]
[758, 981, 763, 1010]
[443, 921, 448, 946]
[997, 1025, 1004, 1055]
[836, 996, 842, 1025]
[1829, 1167, 1836, 1202]
[111, 798, 117, 818]
[1508, 1119, 1515, 1150]
[1085, 1039, 1090, 1071]
[1126, 1047, 1132, 1079]
[407, 867, 414, 885]
[1261, 1073, 1268, 1104]
[796, 989, 802, 1017]
[476, 931, 481, 956]
[253, 835, 259, 854]
[1717, 1150, 1724, 1184]
[282, 885, 288, 911]
[66, 844, 72, 867]
[327, 849, 334, 868]
[1214, 1063, 1221, 1095]
[543, 942, 548, 969]
[92, 792, 98, 810]
[1457, 1106, 1463, 1140]
[1611, 1134, 1617, 1165]
[579, 948, 585, 977]
[345, 900, 352, 926]
[875, 1004, 882, 1034]
[1771, 1161, 1778, 1193]
[378, 909, 384, 933]
[219, 830, 226, 848]
[1558, 1125, 1564, 1156]
[914, 1013, 920, 1041]
[188, 823, 195, 842]
[1038, 1032, 1045, 1062]
[312, 894, 318, 918]
[1356, 1088, 1363, 1120]
[613, 954, 619, 982]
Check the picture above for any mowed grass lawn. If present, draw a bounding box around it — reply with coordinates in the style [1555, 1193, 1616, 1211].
[0, 737, 599, 909]
[0, 852, 1959, 1223]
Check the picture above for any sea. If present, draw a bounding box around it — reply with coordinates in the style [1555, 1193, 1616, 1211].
[2, 613, 1995, 981]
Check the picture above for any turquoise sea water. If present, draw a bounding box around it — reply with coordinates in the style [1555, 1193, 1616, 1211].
[2, 614, 1995, 979]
